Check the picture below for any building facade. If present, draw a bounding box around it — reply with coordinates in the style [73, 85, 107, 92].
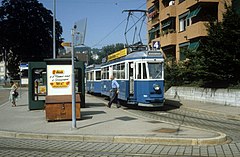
[0, 61, 7, 83]
[147, 0, 232, 61]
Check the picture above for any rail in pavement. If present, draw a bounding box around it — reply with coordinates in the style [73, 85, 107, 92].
[0, 90, 228, 146]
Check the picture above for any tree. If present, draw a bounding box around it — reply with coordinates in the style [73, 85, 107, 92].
[0, 0, 63, 78]
[199, 4, 240, 87]
[95, 43, 125, 64]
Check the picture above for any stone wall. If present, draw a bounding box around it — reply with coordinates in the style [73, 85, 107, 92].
[165, 87, 240, 107]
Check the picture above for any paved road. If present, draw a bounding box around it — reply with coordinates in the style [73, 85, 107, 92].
[126, 105, 240, 143]
[0, 88, 10, 106]
[1, 93, 240, 156]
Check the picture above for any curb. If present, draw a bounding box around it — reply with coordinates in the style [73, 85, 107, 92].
[0, 130, 227, 146]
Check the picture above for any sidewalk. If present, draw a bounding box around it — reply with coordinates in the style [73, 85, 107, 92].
[165, 95, 240, 121]
[0, 90, 228, 146]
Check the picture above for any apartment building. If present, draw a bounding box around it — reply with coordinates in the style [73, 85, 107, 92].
[147, 0, 232, 61]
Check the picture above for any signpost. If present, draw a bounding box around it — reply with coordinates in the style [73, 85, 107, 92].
[71, 27, 76, 129]
[70, 19, 87, 129]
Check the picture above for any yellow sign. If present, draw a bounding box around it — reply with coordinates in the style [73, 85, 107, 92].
[61, 42, 71, 47]
[50, 81, 70, 88]
[107, 48, 128, 62]
[52, 70, 64, 74]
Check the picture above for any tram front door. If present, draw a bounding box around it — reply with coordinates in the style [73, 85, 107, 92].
[129, 62, 134, 96]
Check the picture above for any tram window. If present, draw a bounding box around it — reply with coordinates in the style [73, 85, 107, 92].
[129, 63, 133, 79]
[101, 69, 104, 79]
[101, 67, 107, 79]
[113, 65, 117, 78]
[102, 67, 107, 79]
[106, 67, 109, 79]
[96, 71, 101, 80]
[137, 63, 141, 79]
[90, 72, 93, 80]
[148, 63, 163, 79]
[120, 63, 125, 79]
[143, 63, 147, 79]
[116, 64, 120, 79]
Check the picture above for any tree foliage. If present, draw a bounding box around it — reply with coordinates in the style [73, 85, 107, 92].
[199, 4, 240, 87]
[0, 0, 63, 70]
[94, 43, 125, 64]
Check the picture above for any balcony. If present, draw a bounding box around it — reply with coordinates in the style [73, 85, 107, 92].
[186, 21, 208, 39]
[160, 30, 177, 47]
[151, 16, 160, 25]
[186, 0, 219, 8]
[160, 5, 176, 21]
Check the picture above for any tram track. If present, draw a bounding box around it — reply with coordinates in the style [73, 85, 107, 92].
[124, 106, 240, 143]
[93, 94, 240, 143]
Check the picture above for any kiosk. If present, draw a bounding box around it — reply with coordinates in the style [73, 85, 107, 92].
[28, 59, 85, 112]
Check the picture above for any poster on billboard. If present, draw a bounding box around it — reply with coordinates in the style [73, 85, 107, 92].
[47, 65, 72, 95]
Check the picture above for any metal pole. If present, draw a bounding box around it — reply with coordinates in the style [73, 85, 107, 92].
[53, 0, 56, 59]
[71, 28, 76, 128]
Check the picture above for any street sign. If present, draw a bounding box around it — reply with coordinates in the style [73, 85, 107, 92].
[74, 18, 87, 46]
[61, 42, 72, 47]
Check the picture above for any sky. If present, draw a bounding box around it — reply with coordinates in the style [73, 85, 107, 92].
[38, 0, 147, 48]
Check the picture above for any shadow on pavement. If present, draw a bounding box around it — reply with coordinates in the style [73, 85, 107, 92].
[84, 103, 106, 108]
[120, 99, 182, 112]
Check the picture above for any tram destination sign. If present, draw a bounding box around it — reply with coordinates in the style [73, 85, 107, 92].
[107, 48, 128, 62]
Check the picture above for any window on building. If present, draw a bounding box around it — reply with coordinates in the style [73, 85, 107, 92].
[161, 18, 176, 34]
[179, 42, 189, 60]
[179, 12, 189, 32]
[148, 24, 160, 42]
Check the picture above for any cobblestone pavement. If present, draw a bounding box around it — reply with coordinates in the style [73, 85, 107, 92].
[1, 137, 240, 157]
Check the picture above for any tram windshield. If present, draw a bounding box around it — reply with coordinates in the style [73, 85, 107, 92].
[148, 63, 163, 79]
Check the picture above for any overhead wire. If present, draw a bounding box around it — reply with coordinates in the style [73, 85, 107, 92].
[91, 2, 146, 48]
[91, 18, 126, 48]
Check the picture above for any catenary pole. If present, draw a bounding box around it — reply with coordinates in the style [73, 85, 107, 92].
[53, 0, 56, 59]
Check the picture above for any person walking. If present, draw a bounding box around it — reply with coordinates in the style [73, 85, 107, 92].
[108, 75, 121, 108]
[9, 81, 18, 107]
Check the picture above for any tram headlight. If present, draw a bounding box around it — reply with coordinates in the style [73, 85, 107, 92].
[153, 84, 160, 91]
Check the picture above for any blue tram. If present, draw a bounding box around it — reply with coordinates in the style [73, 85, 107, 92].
[85, 64, 101, 94]
[101, 47, 165, 107]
